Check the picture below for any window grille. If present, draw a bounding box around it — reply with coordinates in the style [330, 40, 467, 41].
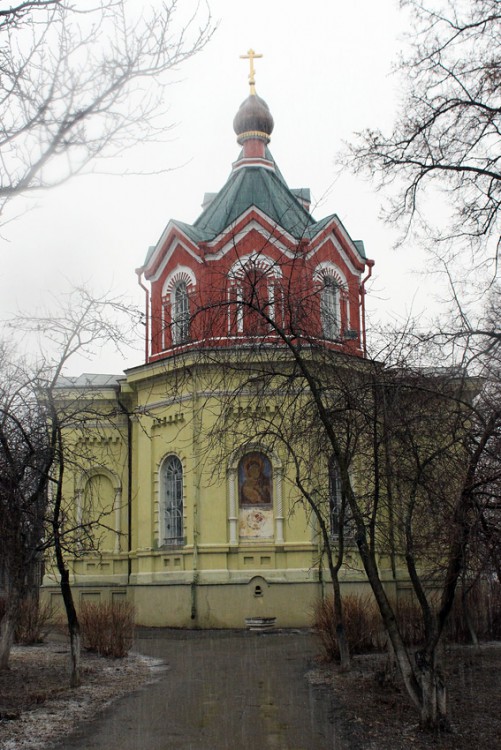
[173, 282, 190, 344]
[321, 277, 340, 339]
[161, 455, 184, 544]
[329, 458, 353, 539]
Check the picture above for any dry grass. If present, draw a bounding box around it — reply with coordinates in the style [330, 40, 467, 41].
[314, 580, 501, 662]
[15, 597, 53, 645]
[309, 643, 501, 750]
[314, 594, 385, 661]
[80, 601, 135, 658]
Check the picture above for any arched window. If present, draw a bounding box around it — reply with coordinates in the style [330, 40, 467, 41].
[329, 457, 352, 539]
[172, 281, 190, 344]
[228, 254, 281, 337]
[321, 277, 340, 339]
[242, 267, 269, 335]
[161, 455, 184, 545]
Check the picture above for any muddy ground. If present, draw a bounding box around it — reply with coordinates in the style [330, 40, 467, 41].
[0, 634, 500, 749]
[0, 642, 158, 750]
[310, 641, 501, 749]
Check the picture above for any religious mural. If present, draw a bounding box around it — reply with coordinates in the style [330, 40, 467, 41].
[238, 451, 274, 540]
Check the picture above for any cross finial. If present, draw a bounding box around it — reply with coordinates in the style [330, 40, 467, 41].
[240, 48, 263, 95]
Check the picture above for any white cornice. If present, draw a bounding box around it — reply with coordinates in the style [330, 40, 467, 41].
[146, 236, 203, 283]
[203, 209, 300, 260]
[306, 227, 362, 278]
[144, 221, 202, 279]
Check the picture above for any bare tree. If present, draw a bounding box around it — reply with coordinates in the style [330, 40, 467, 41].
[173, 249, 501, 729]
[346, 0, 501, 260]
[198, 344, 356, 671]
[0, 347, 49, 669]
[0, 0, 213, 215]
[415, 284, 501, 640]
[0, 1, 64, 29]
[0, 288, 135, 684]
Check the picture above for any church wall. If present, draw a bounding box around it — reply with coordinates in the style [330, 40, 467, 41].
[45, 356, 410, 628]
[43, 576, 393, 629]
[43, 392, 131, 592]
[132, 579, 325, 628]
[41, 77, 389, 628]
[148, 219, 366, 361]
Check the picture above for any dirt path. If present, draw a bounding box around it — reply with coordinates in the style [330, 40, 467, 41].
[49, 629, 344, 750]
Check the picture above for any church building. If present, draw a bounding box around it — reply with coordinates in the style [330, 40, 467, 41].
[47, 53, 375, 628]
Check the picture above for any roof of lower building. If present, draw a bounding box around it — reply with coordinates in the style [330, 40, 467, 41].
[55, 373, 123, 388]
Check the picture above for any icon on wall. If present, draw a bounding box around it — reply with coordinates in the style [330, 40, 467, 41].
[238, 452, 272, 507]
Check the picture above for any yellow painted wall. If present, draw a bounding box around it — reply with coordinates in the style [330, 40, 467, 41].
[45, 355, 399, 628]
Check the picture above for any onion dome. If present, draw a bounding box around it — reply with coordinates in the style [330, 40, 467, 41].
[233, 93, 274, 145]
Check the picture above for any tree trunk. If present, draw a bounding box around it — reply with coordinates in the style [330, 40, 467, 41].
[331, 573, 350, 672]
[303, 484, 351, 672]
[0, 603, 16, 670]
[351, 520, 423, 712]
[461, 584, 478, 646]
[316, 508, 351, 672]
[0, 587, 21, 670]
[52, 440, 81, 687]
[59, 566, 81, 687]
[69, 626, 81, 689]
[416, 653, 449, 731]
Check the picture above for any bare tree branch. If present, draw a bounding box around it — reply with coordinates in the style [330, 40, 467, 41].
[344, 0, 501, 261]
[0, 0, 214, 216]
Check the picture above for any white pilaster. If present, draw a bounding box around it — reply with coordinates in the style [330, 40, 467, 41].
[228, 468, 238, 544]
[275, 468, 284, 543]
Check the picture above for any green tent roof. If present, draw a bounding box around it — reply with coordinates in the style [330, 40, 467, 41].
[193, 164, 315, 240]
[144, 148, 366, 264]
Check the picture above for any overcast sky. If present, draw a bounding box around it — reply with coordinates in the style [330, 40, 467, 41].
[1, 0, 434, 374]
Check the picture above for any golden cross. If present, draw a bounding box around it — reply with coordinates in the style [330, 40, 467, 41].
[240, 48, 263, 95]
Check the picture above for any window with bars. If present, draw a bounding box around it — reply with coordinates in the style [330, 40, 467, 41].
[172, 281, 190, 344]
[161, 455, 184, 545]
[241, 267, 271, 335]
[328, 457, 352, 539]
[321, 277, 340, 339]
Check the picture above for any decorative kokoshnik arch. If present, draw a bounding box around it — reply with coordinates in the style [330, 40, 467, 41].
[227, 253, 282, 335]
[75, 467, 123, 553]
[313, 261, 349, 339]
[161, 266, 197, 347]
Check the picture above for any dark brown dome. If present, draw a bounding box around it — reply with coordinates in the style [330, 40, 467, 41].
[233, 94, 274, 143]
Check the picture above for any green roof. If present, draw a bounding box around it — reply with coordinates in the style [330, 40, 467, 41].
[170, 220, 212, 244]
[144, 148, 366, 264]
[303, 216, 367, 259]
[193, 164, 315, 240]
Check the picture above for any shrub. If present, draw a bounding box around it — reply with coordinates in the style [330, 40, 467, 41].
[314, 582, 501, 664]
[314, 594, 385, 662]
[446, 579, 501, 643]
[15, 596, 53, 644]
[367, 582, 501, 649]
[489, 581, 501, 639]
[80, 600, 135, 658]
[395, 599, 425, 646]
